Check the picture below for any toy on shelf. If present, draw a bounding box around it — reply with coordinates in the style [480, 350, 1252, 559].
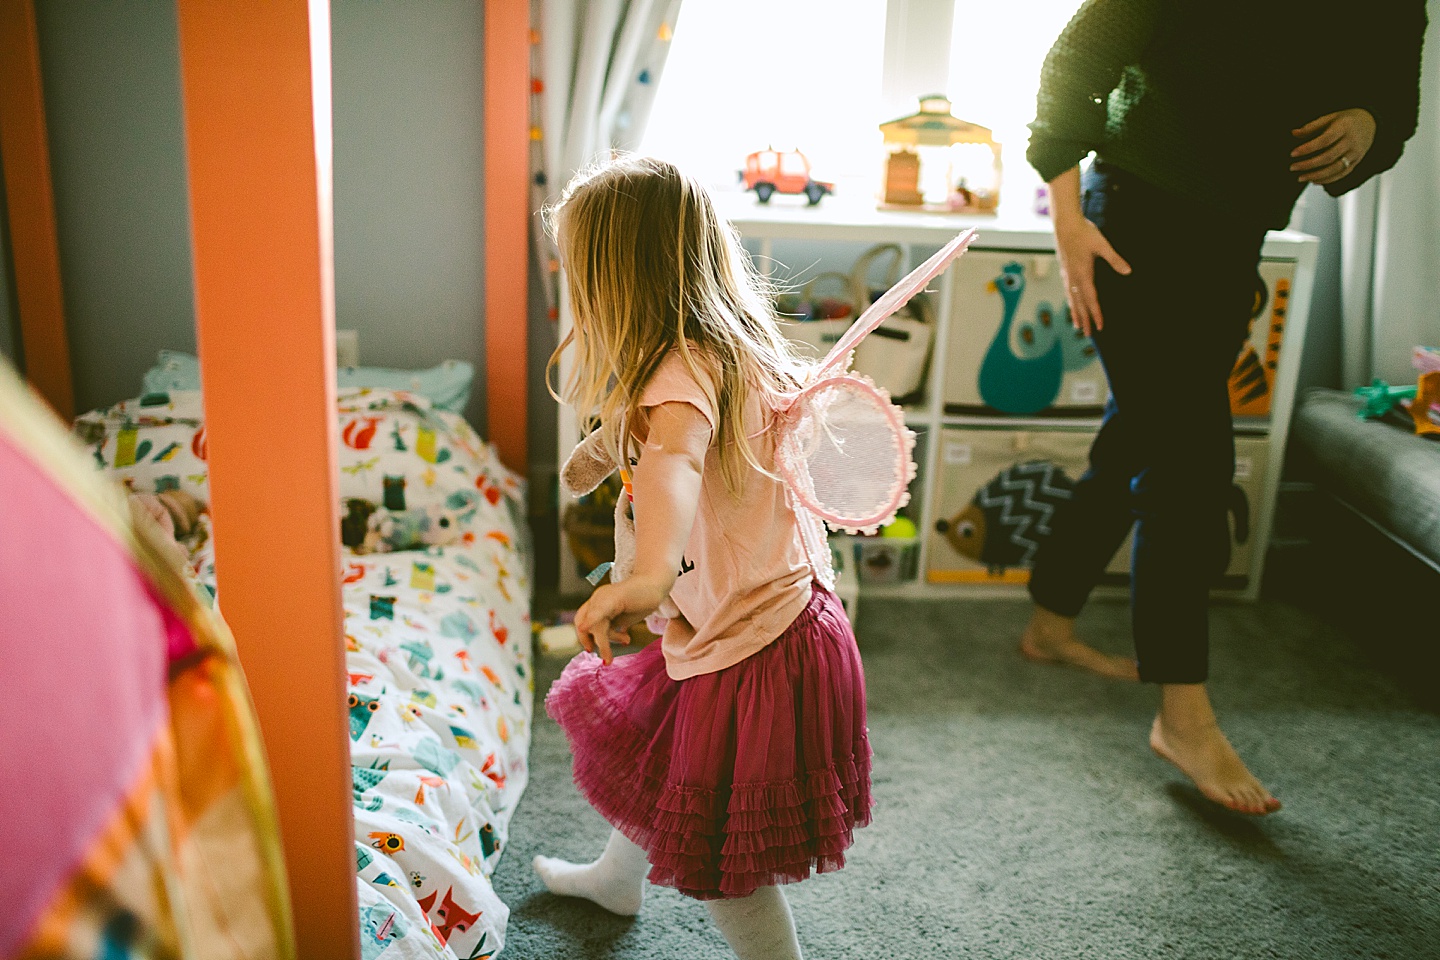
[1410, 371, 1440, 438]
[776, 271, 859, 323]
[741, 148, 833, 205]
[879, 95, 1001, 213]
[1353, 378, 1417, 420]
[1410, 348, 1440, 437]
[775, 272, 861, 360]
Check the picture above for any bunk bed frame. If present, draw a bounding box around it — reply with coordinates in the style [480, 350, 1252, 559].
[0, 2, 531, 956]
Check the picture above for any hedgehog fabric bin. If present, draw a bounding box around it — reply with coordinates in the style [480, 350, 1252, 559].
[927, 429, 1095, 583]
[1104, 435, 1271, 589]
[943, 251, 1108, 416]
[927, 428, 1270, 589]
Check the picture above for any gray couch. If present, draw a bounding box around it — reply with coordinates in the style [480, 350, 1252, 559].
[1292, 387, 1440, 573]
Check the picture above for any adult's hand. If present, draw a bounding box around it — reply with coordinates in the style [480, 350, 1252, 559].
[1290, 108, 1375, 185]
[1049, 166, 1132, 337]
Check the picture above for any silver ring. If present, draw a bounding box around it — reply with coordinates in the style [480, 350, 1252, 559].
[1341, 155, 1352, 171]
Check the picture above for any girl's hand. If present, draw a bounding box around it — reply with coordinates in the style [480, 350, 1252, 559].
[574, 574, 669, 665]
[1290, 108, 1375, 185]
[575, 399, 707, 666]
[1055, 216, 1132, 337]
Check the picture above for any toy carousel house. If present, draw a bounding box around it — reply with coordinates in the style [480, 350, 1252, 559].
[880, 94, 1002, 213]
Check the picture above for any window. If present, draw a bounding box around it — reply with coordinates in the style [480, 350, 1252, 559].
[641, 0, 1081, 212]
[945, 2, 1080, 209]
[640, 0, 888, 195]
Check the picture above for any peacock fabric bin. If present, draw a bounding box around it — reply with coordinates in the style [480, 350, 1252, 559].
[942, 250, 1296, 420]
[943, 251, 1108, 416]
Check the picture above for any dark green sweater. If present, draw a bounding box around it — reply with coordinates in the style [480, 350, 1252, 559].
[1027, 0, 1428, 228]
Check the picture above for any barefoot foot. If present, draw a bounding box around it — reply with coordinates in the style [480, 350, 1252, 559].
[1150, 714, 1281, 816]
[533, 854, 644, 916]
[1020, 608, 1139, 681]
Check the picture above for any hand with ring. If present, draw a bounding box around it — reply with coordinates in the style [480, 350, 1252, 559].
[1290, 108, 1375, 185]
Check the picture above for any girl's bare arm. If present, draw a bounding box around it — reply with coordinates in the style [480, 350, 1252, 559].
[574, 401, 709, 663]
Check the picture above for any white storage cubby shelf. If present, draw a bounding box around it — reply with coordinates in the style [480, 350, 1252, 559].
[716, 191, 1319, 603]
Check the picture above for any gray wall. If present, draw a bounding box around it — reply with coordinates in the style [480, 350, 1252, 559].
[331, 0, 489, 428]
[34, 0, 196, 415]
[1289, 185, 1343, 393]
[27, 0, 507, 434]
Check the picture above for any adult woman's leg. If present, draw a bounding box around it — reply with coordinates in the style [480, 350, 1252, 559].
[1095, 175, 1279, 814]
[1025, 162, 1148, 681]
[1023, 396, 1144, 679]
[1117, 223, 1280, 814]
[1029, 161, 1280, 813]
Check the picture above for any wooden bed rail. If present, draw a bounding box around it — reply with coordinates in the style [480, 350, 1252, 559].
[176, 2, 357, 956]
[0, 0, 74, 420]
[484, 0, 530, 475]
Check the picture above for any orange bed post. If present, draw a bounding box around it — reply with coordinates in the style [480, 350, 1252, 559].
[0, 0, 75, 420]
[175, 3, 357, 958]
[484, 0, 529, 475]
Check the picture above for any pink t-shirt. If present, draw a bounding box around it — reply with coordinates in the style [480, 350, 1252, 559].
[635, 352, 814, 680]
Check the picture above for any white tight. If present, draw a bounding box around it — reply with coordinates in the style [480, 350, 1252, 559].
[535, 828, 804, 959]
[706, 885, 803, 960]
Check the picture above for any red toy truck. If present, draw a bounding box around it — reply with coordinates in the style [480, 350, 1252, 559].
[741, 149, 833, 205]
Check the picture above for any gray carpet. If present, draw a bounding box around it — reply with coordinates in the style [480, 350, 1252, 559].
[493, 597, 1440, 959]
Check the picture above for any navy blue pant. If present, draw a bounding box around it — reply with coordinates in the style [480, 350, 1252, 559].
[1028, 161, 1268, 684]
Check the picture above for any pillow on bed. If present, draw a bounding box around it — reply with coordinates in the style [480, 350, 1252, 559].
[334, 389, 519, 514]
[73, 390, 211, 503]
[77, 387, 523, 548]
[141, 350, 475, 413]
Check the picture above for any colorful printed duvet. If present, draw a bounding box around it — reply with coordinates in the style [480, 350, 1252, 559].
[75, 388, 533, 960]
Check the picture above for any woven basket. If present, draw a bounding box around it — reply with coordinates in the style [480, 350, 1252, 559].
[850, 243, 934, 401]
[562, 475, 620, 575]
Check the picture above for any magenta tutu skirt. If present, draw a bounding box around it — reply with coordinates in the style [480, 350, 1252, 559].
[545, 586, 872, 900]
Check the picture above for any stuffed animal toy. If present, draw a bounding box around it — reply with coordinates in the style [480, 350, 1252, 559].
[358, 503, 464, 554]
[341, 498, 377, 549]
[561, 428, 637, 584]
[128, 489, 205, 567]
[561, 428, 677, 630]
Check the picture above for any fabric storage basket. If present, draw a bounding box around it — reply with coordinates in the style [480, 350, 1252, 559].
[1227, 260, 1297, 419]
[942, 250, 1107, 415]
[854, 535, 919, 585]
[776, 271, 859, 359]
[850, 244, 934, 402]
[1104, 435, 1270, 590]
[925, 428, 1095, 584]
[829, 535, 860, 625]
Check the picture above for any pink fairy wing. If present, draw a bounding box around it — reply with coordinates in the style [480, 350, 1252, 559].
[776, 374, 918, 534]
[775, 229, 976, 548]
[817, 228, 978, 378]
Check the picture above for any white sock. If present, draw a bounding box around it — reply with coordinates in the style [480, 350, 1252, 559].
[533, 828, 648, 916]
[706, 886, 803, 960]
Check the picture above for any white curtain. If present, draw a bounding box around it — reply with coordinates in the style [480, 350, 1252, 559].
[1339, 0, 1440, 388]
[535, 0, 683, 590]
[534, 0, 683, 330]
[540, 0, 681, 189]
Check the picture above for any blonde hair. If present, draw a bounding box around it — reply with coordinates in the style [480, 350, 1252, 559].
[546, 155, 806, 496]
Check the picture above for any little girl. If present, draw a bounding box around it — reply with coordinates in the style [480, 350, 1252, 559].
[533, 156, 872, 960]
